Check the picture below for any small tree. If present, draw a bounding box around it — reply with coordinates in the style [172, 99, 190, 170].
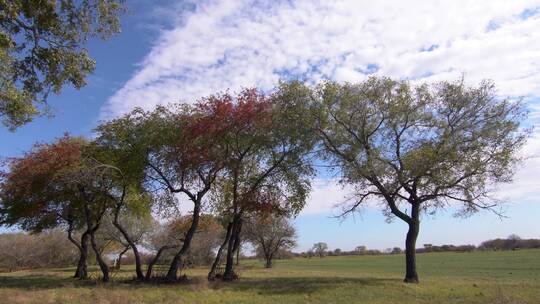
[314, 77, 527, 283]
[0, 136, 127, 282]
[245, 214, 297, 268]
[0, 136, 90, 278]
[355, 246, 367, 254]
[312, 242, 328, 258]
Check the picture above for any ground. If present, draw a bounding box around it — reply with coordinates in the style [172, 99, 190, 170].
[1, 249, 539, 304]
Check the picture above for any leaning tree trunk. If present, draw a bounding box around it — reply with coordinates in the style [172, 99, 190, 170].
[165, 203, 201, 281]
[113, 207, 144, 280]
[223, 215, 242, 281]
[404, 204, 420, 283]
[72, 231, 89, 279]
[146, 245, 177, 280]
[116, 245, 130, 270]
[208, 221, 233, 281]
[89, 228, 110, 282]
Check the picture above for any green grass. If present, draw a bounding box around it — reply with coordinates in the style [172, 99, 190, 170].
[1, 249, 539, 303]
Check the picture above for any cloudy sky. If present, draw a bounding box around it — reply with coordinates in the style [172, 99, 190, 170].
[2, 0, 540, 251]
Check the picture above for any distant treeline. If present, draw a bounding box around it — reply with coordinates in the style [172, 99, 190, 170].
[292, 235, 540, 257]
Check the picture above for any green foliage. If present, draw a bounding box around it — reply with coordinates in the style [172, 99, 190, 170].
[314, 77, 528, 218]
[0, 0, 124, 130]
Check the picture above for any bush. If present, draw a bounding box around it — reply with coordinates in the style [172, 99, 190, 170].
[0, 230, 78, 271]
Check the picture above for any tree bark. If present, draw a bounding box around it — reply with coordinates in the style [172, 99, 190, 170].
[208, 221, 233, 281]
[404, 203, 420, 283]
[265, 257, 272, 268]
[113, 204, 144, 280]
[165, 202, 201, 281]
[145, 245, 177, 280]
[235, 241, 241, 266]
[73, 231, 89, 279]
[116, 245, 130, 270]
[223, 215, 242, 280]
[89, 226, 109, 282]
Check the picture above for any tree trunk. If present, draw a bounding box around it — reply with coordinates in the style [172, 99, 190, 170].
[223, 215, 242, 281]
[146, 245, 177, 280]
[208, 221, 233, 281]
[165, 202, 201, 281]
[73, 232, 89, 279]
[235, 242, 241, 266]
[89, 228, 109, 282]
[67, 221, 88, 280]
[404, 204, 420, 284]
[265, 257, 272, 268]
[116, 245, 130, 270]
[113, 207, 144, 280]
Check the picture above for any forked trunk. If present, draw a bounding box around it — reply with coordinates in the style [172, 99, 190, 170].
[68, 224, 89, 280]
[116, 245, 130, 270]
[223, 215, 242, 280]
[208, 221, 233, 281]
[146, 245, 177, 280]
[165, 203, 201, 281]
[90, 228, 109, 282]
[113, 206, 144, 280]
[73, 232, 89, 279]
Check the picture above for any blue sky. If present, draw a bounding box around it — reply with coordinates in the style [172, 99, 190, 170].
[2, 0, 540, 251]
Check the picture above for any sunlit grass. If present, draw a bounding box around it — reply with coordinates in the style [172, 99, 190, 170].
[1, 249, 539, 303]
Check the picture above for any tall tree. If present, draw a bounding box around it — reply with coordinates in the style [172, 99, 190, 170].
[245, 214, 297, 268]
[208, 84, 316, 281]
[95, 102, 228, 281]
[0, 0, 124, 129]
[314, 77, 528, 283]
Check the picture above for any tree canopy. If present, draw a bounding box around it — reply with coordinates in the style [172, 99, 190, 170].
[313, 77, 527, 282]
[0, 0, 124, 129]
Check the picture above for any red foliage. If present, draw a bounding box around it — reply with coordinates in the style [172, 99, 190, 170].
[167, 89, 273, 173]
[1, 135, 85, 220]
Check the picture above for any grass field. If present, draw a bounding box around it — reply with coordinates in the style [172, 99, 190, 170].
[1, 249, 539, 304]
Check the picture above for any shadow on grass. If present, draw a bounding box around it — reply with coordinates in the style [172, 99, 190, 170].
[0, 272, 399, 295]
[211, 276, 399, 295]
[0, 274, 73, 289]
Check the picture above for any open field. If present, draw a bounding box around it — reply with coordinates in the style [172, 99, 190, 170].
[1, 249, 539, 304]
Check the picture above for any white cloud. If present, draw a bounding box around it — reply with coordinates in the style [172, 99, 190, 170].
[102, 0, 540, 118]
[301, 179, 350, 215]
[103, 0, 540, 214]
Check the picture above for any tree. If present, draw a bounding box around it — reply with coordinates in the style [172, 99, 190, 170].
[355, 246, 367, 254]
[0, 136, 90, 278]
[314, 77, 528, 283]
[245, 214, 297, 268]
[144, 218, 182, 280]
[0, 0, 124, 130]
[97, 212, 154, 271]
[312, 242, 328, 258]
[207, 85, 315, 281]
[391, 247, 403, 254]
[95, 102, 229, 281]
[0, 135, 122, 282]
